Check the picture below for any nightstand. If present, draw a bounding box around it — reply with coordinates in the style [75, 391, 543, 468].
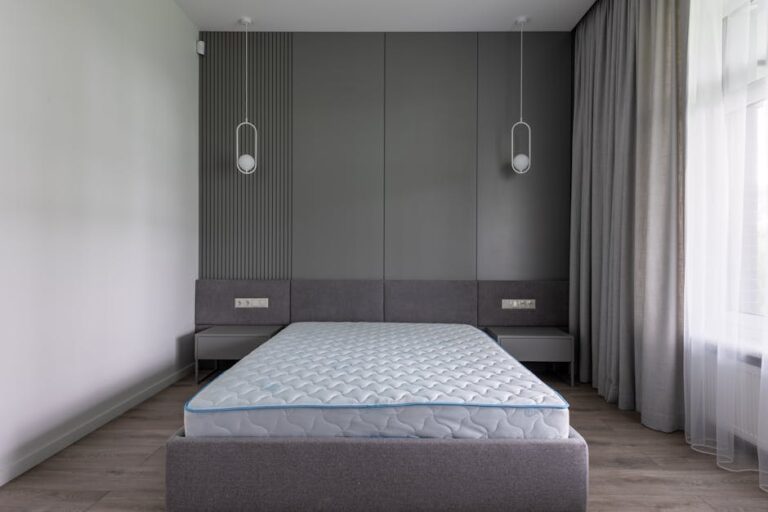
[486, 326, 575, 386]
[195, 325, 283, 383]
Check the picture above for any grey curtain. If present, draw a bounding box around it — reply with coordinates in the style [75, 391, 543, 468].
[569, 0, 687, 432]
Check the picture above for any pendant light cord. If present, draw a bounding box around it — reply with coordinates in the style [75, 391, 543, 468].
[519, 23, 524, 122]
[244, 21, 248, 122]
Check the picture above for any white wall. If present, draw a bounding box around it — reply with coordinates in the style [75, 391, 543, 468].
[0, 0, 199, 485]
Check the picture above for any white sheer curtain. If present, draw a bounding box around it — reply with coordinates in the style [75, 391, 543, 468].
[686, 0, 768, 492]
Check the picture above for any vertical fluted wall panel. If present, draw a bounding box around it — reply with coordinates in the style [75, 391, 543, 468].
[199, 32, 292, 279]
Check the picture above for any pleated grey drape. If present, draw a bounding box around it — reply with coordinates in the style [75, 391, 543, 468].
[570, 0, 687, 432]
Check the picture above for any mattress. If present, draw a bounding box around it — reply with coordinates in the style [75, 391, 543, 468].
[184, 322, 569, 439]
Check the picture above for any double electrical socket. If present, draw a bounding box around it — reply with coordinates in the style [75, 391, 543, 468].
[501, 299, 536, 310]
[234, 298, 269, 308]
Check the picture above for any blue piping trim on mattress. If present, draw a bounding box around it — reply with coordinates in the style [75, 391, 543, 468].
[184, 402, 569, 413]
[184, 397, 569, 414]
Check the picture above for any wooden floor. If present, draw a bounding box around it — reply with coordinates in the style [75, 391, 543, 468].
[1, 375, 766, 511]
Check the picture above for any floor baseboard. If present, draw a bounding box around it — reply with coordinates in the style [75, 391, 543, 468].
[0, 363, 193, 487]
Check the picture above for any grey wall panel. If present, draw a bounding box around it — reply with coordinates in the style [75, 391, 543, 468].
[200, 32, 292, 279]
[477, 33, 572, 280]
[292, 34, 385, 279]
[384, 33, 478, 280]
[199, 32, 573, 286]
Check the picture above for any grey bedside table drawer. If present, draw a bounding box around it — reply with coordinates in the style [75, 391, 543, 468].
[497, 337, 572, 362]
[487, 326, 575, 386]
[196, 334, 271, 360]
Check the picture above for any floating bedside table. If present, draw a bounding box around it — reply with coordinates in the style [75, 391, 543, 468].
[486, 326, 575, 386]
[195, 325, 283, 383]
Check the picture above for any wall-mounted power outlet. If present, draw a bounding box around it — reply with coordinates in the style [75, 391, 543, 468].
[502, 299, 536, 310]
[234, 298, 269, 309]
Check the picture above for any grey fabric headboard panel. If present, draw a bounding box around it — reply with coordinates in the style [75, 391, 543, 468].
[478, 280, 568, 327]
[384, 280, 478, 325]
[290, 280, 384, 322]
[195, 279, 567, 328]
[195, 280, 291, 326]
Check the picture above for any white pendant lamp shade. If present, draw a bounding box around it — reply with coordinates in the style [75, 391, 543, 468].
[238, 153, 255, 173]
[513, 153, 530, 172]
[511, 16, 532, 175]
[236, 16, 258, 175]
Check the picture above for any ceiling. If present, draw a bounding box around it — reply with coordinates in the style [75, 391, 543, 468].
[174, 0, 596, 32]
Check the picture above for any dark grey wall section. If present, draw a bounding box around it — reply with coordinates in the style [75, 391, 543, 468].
[292, 34, 385, 279]
[477, 33, 572, 280]
[200, 32, 292, 279]
[199, 32, 572, 284]
[384, 33, 478, 280]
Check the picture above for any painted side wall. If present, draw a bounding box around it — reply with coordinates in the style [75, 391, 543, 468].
[0, 0, 199, 486]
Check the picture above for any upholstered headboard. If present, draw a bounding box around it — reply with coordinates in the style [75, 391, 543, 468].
[478, 281, 568, 327]
[195, 280, 290, 326]
[291, 280, 383, 322]
[195, 279, 567, 327]
[385, 280, 478, 325]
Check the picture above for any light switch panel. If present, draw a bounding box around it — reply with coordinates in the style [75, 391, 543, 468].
[501, 299, 536, 310]
[234, 298, 269, 309]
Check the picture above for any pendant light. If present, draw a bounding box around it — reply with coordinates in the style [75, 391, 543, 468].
[236, 16, 258, 175]
[511, 16, 532, 174]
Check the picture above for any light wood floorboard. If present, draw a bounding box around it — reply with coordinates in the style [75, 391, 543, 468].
[1, 376, 766, 511]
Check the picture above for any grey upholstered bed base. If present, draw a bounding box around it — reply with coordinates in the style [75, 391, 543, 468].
[166, 427, 588, 511]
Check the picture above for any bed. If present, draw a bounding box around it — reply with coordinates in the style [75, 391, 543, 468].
[167, 279, 588, 511]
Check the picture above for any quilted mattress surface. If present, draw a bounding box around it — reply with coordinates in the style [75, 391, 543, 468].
[184, 322, 569, 439]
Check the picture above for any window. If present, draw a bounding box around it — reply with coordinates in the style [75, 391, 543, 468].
[723, 0, 768, 328]
[685, 1, 768, 491]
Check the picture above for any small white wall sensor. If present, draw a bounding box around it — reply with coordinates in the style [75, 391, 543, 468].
[196, 40, 206, 56]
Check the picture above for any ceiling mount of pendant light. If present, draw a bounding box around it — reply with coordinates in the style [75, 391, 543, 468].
[236, 16, 258, 175]
[511, 16, 532, 175]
